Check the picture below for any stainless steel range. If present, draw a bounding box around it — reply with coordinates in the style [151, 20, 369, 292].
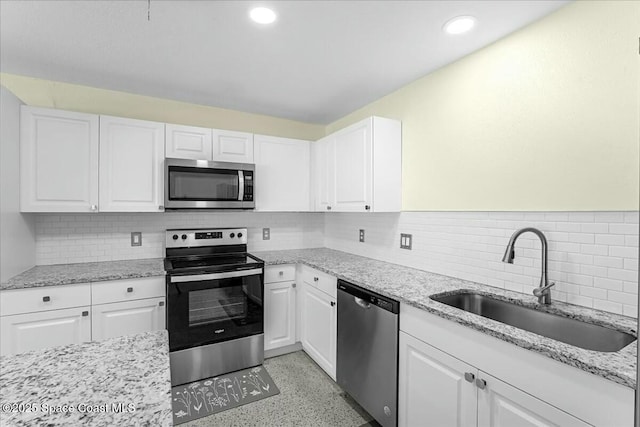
[164, 228, 264, 386]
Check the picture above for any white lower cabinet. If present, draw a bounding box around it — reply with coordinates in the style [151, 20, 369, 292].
[92, 297, 165, 341]
[0, 307, 91, 355]
[399, 332, 588, 427]
[0, 277, 166, 355]
[400, 304, 632, 427]
[399, 331, 477, 427]
[264, 265, 297, 351]
[297, 265, 338, 380]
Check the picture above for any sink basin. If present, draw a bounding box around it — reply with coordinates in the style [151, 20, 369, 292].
[430, 292, 636, 352]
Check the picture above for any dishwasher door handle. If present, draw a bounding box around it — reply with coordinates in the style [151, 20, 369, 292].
[354, 297, 371, 309]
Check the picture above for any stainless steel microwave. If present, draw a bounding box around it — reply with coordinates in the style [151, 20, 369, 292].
[165, 158, 254, 209]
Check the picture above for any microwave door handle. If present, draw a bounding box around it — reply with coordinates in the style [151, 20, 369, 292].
[238, 171, 244, 201]
[170, 268, 263, 283]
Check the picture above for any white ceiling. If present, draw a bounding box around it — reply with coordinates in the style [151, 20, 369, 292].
[0, 0, 569, 124]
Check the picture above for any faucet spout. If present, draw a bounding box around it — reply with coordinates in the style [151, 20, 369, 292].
[502, 227, 553, 304]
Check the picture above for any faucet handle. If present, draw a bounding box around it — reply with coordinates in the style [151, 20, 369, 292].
[533, 282, 555, 297]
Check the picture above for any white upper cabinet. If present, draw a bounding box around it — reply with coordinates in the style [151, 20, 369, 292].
[165, 124, 212, 160]
[312, 135, 335, 212]
[99, 116, 165, 212]
[212, 129, 254, 163]
[20, 106, 99, 212]
[313, 116, 401, 212]
[333, 120, 373, 211]
[254, 135, 311, 211]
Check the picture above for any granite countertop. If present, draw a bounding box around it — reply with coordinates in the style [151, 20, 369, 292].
[1, 258, 165, 290]
[3, 248, 637, 389]
[253, 248, 638, 389]
[0, 330, 172, 426]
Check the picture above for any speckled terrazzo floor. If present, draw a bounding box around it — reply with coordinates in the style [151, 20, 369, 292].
[181, 351, 374, 427]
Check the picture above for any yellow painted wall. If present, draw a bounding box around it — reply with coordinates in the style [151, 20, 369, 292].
[0, 73, 324, 141]
[328, 1, 640, 211]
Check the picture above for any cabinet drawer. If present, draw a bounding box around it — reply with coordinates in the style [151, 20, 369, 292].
[265, 265, 296, 283]
[0, 283, 91, 316]
[300, 265, 337, 298]
[91, 277, 165, 305]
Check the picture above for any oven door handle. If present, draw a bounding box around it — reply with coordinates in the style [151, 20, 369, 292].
[170, 268, 263, 283]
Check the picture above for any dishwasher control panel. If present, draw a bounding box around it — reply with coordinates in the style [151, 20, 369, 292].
[338, 281, 399, 314]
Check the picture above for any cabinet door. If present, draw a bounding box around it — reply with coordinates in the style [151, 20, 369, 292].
[477, 372, 590, 427]
[312, 135, 335, 212]
[0, 306, 91, 355]
[211, 129, 254, 163]
[99, 116, 165, 212]
[264, 280, 296, 351]
[333, 119, 372, 212]
[91, 297, 165, 341]
[20, 106, 99, 212]
[165, 123, 212, 160]
[300, 282, 337, 380]
[399, 331, 477, 427]
[254, 135, 311, 211]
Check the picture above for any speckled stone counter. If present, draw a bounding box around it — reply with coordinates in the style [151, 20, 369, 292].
[0, 330, 172, 426]
[1, 258, 165, 290]
[253, 248, 638, 389]
[3, 249, 637, 389]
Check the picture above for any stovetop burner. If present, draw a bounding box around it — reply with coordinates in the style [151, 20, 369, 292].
[164, 227, 263, 275]
[165, 253, 264, 274]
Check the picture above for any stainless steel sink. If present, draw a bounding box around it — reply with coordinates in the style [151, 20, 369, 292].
[430, 292, 636, 352]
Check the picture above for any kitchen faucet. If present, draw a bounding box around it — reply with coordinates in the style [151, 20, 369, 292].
[502, 227, 555, 304]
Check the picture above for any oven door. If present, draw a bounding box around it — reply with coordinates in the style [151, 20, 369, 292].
[167, 268, 263, 352]
[164, 158, 255, 209]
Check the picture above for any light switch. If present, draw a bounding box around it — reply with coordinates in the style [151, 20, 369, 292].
[131, 232, 142, 247]
[400, 233, 412, 250]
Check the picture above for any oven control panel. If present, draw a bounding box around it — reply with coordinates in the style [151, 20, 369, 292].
[166, 228, 247, 248]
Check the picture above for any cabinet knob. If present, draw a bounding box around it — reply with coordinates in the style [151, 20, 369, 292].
[42, 296, 51, 302]
[279, 271, 284, 276]
[127, 287, 133, 293]
[159, 301, 165, 306]
[475, 378, 487, 390]
[158, 205, 164, 210]
[330, 301, 336, 307]
[313, 277, 319, 282]
[327, 206, 332, 211]
[82, 311, 89, 317]
[90, 205, 97, 211]
[292, 283, 296, 288]
[464, 372, 475, 383]
[365, 205, 370, 211]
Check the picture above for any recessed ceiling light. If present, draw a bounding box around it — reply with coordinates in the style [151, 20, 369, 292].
[443, 16, 476, 35]
[250, 7, 277, 25]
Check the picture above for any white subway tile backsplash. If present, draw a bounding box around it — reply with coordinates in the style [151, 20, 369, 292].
[324, 211, 638, 318]
[34, 211, 324, 265]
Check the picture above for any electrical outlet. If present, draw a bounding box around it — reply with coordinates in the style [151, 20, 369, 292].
[400, 233, 412, 250]
[131, 232, 142, 247]
[263, 228, 270, 240]
[359, 229, 365, 243]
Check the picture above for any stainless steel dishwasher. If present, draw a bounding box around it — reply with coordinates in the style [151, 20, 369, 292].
[337, 279, 399, 427]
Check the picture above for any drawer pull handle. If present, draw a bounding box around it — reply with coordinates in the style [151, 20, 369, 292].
[127, 287, 133, 293]
[42, 296, 51, 302]
[159, 301, 165, 306]
[313, 277, 319, 282]
[464, 372, 475, 383]
[475, 378, 487, 390]
[330, 301, 336, 307]
[279, 271, 284, 276]
[82, 311, 89, 317]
